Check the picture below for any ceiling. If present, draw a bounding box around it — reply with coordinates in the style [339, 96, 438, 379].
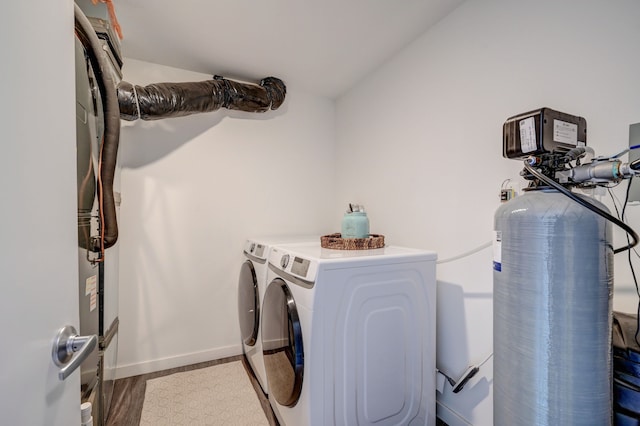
[108, 0, 464, 99]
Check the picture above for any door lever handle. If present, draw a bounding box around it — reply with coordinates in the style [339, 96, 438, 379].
[51, 325, 98, 381]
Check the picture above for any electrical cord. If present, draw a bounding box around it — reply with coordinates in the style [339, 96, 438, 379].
[608, 184, 640, 346]
[608, 187, 622, 218]
[607, 187, 640, 260]
[523, 161, 638, 254]
[620, 178, 640, 347]
[437, 353, 493, 394]
[435, 241, 494, 391]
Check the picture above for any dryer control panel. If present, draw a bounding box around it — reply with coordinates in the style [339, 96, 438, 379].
[243, 240, 267, 261]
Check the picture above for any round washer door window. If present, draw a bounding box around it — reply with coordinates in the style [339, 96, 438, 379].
[237, 260, 259, 346]
[262, 278, 304, 407]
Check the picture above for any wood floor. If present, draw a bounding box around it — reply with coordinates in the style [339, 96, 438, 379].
[105, 356, 448, 426]
[105, 355, 278, 426]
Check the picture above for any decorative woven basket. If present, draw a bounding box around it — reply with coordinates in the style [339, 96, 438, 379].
[320, 233, 385, 250]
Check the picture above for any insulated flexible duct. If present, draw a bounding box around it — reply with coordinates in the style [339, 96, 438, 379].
[117, 76, 286, 121]
[77, 5, 286, 250]
[75, 4, 120, 252]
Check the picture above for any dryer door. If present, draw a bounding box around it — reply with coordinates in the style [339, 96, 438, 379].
[262, 278, 304, 407]
[238, 260, 259, 346]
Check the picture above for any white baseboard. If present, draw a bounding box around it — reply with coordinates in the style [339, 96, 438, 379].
[114, 344, 243, 379]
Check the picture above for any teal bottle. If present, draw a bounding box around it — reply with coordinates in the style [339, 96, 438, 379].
[341, 211, 370, 239]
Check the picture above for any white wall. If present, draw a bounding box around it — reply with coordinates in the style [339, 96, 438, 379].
[116, 59, 336, 377]
[335, 0, 640, 424]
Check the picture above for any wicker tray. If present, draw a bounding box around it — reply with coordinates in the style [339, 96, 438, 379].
[320, 233, 385, 250]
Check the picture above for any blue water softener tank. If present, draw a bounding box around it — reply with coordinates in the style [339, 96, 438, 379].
[493, 189, 613, 426]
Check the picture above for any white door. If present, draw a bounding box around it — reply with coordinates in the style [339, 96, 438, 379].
[0, 1, 81, 424]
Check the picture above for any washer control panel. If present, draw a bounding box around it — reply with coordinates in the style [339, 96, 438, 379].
[269, 247, 318, 283]
[291, 256, 310, 277]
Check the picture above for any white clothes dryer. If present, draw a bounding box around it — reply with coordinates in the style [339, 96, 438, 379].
[262, 242, 437, 426]
[238, 236, 317, 395]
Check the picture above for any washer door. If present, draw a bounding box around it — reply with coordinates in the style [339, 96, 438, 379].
[262, 278, 304, 407]
[238, 260, 259, 346]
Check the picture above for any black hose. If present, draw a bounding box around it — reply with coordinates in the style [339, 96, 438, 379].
[75, 4, 120, 251]
[524, 161, 638, 254]
[564, 147, 586, 162]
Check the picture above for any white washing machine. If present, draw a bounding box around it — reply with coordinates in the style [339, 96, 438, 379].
[238, 236, 317, 395]
[262, 242, 437, 426]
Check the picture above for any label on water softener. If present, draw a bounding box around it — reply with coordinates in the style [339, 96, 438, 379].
[519, 117, 537, 153]
[553, 119, 578, 146]
[493, 231, 502, 272]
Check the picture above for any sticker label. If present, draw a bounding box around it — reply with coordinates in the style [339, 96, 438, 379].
[85, 275, 96, 296]
[553, 119, 578, 145]
[86, 275, 97, 312]
[90, 290, 97, 312]
[493, 231, 502, 272]
[519, 117, 537, 153]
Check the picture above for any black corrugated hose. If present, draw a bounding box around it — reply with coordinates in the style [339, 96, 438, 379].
[75, 4, 120, 254]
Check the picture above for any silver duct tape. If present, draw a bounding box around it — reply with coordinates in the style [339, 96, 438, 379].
[494, 189, 613, 426]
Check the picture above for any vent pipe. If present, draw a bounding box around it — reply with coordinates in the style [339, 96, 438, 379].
[117, 76, 286, 121]
[77, 5, 287, 254]
[75, 4, 120, 253]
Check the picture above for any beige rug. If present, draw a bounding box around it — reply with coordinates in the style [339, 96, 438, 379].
[140, 361, 269, 426]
